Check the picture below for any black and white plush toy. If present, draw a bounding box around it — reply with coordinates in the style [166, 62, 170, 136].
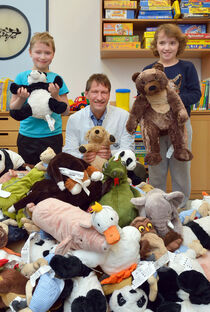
[10, 70, 67, 131]
[108, 285, 153, 312]
[0, 148, 25, 177]
[113, 149, 148, 185]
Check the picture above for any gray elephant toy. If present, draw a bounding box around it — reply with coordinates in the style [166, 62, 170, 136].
[131, 188, 184, 237]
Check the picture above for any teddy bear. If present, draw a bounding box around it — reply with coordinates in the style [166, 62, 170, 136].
[79, 126, 116, 171]
[10, 70, 67, 131]
[34, 146, 56, 171]
[126, 62, 193, 166]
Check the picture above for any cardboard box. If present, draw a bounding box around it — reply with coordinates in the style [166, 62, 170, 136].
[102, 42, 141, 49]
[143, 31, 155, 38]
[106, 35, 140, 42]
[178, 24, 207, 33]
[105, 9, 135, 19]
[142, 37, 153, 49]
[104, 23, 133, 36]
[104, 1, 137, 9]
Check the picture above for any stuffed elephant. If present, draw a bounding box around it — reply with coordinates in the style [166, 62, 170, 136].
[131, 188, 184, 237]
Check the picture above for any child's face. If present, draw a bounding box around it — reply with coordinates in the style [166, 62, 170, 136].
[29, 41, 54, 72]
[156, 31, 179, 64]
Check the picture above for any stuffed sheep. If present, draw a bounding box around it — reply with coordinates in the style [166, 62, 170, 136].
[10, 70, 67, 131]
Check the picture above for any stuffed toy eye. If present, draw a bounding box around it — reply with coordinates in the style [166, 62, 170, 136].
[147, 222, 153, 230]
[138, 225, 145, 233]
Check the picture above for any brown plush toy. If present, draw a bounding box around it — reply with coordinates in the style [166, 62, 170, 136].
[126, 63, 193, 166]
[79, 126, 116, 171]
[131, 216, 168, 260]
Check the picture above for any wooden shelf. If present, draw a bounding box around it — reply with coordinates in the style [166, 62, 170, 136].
[101, 17, 210, 60]
[102, 18, 210, 28]
[101, 48, 210, 59]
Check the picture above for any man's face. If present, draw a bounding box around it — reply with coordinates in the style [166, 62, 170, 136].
[85, 81, 110, 118]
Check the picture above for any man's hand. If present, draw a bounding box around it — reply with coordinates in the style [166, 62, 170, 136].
[83, 151, 97, 163]
[97, 145, 111, 160]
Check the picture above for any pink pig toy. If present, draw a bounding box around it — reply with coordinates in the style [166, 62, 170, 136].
[29, 198, 109, 255]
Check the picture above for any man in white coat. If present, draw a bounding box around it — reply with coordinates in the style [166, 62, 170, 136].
[63, 73, 135, 164]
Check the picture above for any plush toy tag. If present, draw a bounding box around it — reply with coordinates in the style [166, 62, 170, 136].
[132, 252, 170, 289]
[45, 114, 55, 131]
[0, 184, 11, 198]
[59, 167, 90, 195]
[21, 232, 37, 263]
[168, 251, 193, 271]
[30, 265, 54, 287]
[166, 144, 174, 159]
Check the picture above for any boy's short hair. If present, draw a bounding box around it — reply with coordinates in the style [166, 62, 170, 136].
[150, 23, 188, 57]
[85, 73, 111, 92]
[29, 32, 55, 52]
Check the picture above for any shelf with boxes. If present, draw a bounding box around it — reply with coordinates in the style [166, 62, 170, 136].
[0, 112, 70, 152]
[100, 0, 210, 79]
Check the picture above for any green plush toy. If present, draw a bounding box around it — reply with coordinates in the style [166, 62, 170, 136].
[99, 156, 140, 227]
[0, 168, 45, 226]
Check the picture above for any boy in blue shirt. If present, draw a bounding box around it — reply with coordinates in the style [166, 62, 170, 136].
[10, 32, 69, 165]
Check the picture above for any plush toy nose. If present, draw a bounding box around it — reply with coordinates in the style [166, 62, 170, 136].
[95, 130, 100, 134]
[149, 85, 157, 91]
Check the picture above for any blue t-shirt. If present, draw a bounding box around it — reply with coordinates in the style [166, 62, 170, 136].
[15, 70, 69, 138]
[143, 60, 201, 116]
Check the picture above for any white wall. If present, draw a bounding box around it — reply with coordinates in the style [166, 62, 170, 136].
[1, 0, 201, 105]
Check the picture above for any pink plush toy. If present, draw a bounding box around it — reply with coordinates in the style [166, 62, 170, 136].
[29, 198, 109, 255]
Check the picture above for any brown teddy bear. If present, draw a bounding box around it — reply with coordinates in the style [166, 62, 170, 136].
[79, 126, 116, 171]
[126, 63, 193, 166]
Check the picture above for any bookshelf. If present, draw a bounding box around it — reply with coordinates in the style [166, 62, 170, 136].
[100, 1, 210, 80]
[101, 1, 210, 198]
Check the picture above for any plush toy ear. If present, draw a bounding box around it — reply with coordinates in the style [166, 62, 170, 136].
[85, 129, 92, 140]
[153, 62, 164, 72]
[163, 191, 184, 209]
[130, 197, 147, 216]
[132, 72, 140, 82]
[79, 219, 92, 228]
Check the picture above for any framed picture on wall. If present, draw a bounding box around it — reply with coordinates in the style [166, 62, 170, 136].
[0, 1, 48, 60]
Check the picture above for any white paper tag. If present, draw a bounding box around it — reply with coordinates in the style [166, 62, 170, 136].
[46, 114, 55, 131]
[21, 232, 37, 263]
[132, 252, 170, 289]
[30, 265, 54, 287]
[168, 251, 193, 271]
[166, 144, 174, 159]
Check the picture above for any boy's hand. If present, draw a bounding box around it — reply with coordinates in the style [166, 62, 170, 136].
[17, 87, 30, 99]
[48, 83, 60, 98]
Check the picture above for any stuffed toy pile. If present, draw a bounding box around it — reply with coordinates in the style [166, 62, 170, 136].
[1, 146, 210, 312]
[126, 63, 193, 166]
